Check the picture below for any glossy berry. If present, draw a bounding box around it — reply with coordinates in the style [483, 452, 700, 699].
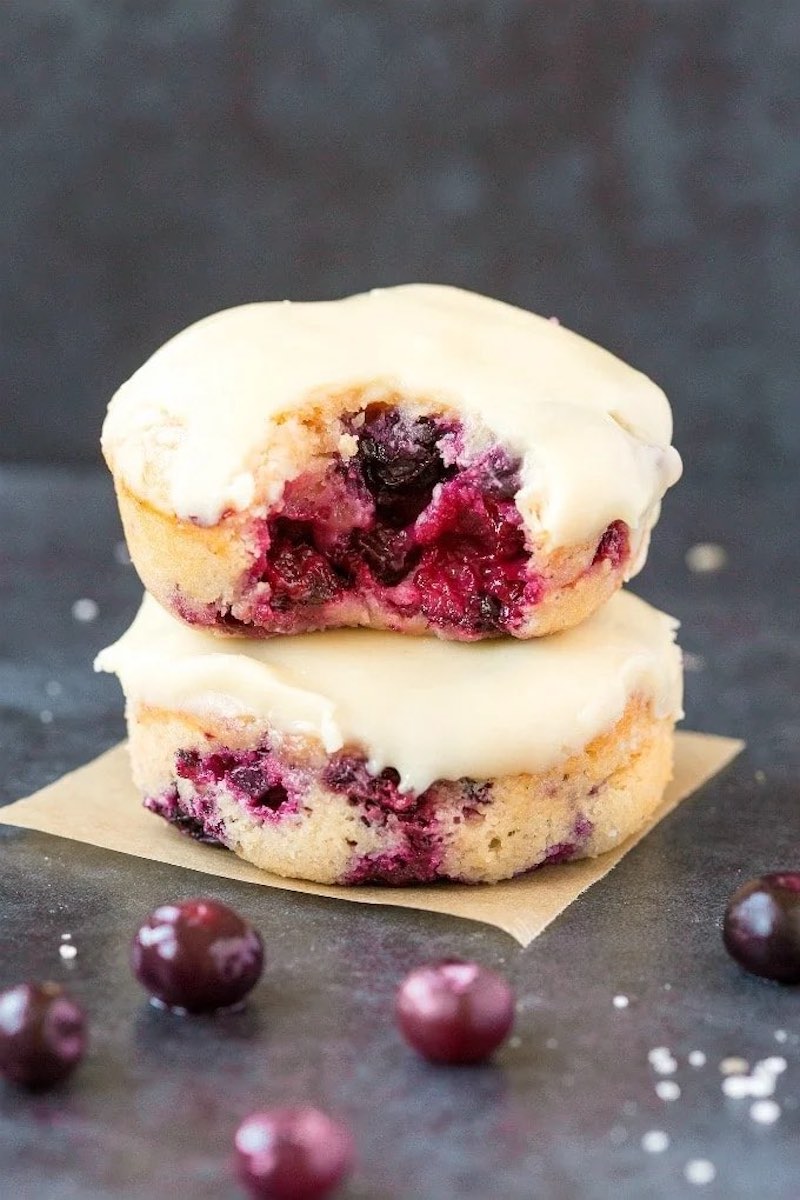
[132, 898, 264, 1013]
[0, 982, 87, 1088]
[723, 873, 800, 984]
[395, 960, 515, 1064]
[235, 1107, 354, 1200]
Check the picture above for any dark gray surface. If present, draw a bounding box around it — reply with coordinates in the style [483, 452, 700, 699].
[1, 462, 798, 1199]
[4, 0, 800, 470]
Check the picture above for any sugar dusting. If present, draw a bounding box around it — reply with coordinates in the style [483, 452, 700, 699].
[684, 1159, 716, 1186]
[750, 1099, 781, 1125]
[685, 542, 727, 573]
[648, 1047, 678, 1075]
[642, 1130, 669, 1153]
[72, 597, 99, 622]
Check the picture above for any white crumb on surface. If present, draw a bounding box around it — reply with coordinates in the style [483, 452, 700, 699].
[720, 1057, 749, 1075]
[685, 542, 727, 573]
[641, 1130, 670, 1153]
[684, 1159, 716, 1185]
[39, 710, 53, 724]
[759, 1056, 787, 1075]
[688, 1051, 707, 1068]
[45, 680, 63, 698]
[545, 1037, 558, 1050]
[60, 933, 72, 942]
[721, 1056, 786, 1099]
[72, 598, 99, 622]
[655, 1080, 681, 1101]
[59, 944, 77, 961]
[648, 1047, 678, 1075]
[774, 1030, 789, 1043]
[613, 994, 629, 1009]
[750, 1099, 781, 1125]
[747, 1072, 778, 1098]
[722, 1074, 758, 1099]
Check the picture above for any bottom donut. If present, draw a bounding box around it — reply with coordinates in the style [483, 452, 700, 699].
[96, 591, 683, 886]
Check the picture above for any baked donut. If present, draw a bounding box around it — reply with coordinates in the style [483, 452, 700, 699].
[101, 285, 681, 641]
[95, 590, 683, 886]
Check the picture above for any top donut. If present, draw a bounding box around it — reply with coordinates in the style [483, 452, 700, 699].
[102, 284, 681, 641]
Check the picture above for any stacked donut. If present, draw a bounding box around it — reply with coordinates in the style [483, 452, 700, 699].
[96, 285, 683, 885]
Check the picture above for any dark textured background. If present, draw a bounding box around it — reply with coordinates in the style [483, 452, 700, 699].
[3, 4, 800, 1199]
[3, 0, 800, 474]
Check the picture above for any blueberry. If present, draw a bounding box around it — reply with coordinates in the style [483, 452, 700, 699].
[352, 525, 412, 585]
[395, 960, 515, 1064]
[235, 1107, 354, 1200]
[357, 409, 446, 521]
[264, 526, 345, 608]
[131, 898, 264, 1013]
[723, 873, 800, 983]
[0, 982, 87, 1088]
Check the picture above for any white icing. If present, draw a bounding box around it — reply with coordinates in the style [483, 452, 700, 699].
[102, 285, 681, 545]
[96, 591, 683, 793]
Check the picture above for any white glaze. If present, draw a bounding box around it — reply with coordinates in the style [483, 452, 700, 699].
[102, 285, 681, 548]
[96, 591, 683, 793]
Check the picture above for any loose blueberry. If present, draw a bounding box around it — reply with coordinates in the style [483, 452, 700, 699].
[235, 1107, 354, 1200]
[132, 898, 264, 1013]
[723, 873, 800, 983]
[395, 959, 515, 1064]
[0, 982, 87, 1088]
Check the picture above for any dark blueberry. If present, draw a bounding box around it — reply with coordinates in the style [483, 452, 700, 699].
[229, 767, 290, 812]
[144, 789, 224, 845]
[132, 898, 264, 1013]
[263, 520, 347, 608]
[395, 960, 515, 1064]
[0, 982, 87, 1089]
[357, 409, 447, 521]
[353, 525, 413, 586]
[235, 1107, 354, 1200]
[475, 593, 504, 631]
[323, 753, 418, 815]
[723, 873, 800, 983]
[479, 450, 521, 500]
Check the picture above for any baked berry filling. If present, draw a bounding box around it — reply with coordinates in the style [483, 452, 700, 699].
[145, 746, 302, 843]
[593, 520, 630, 569]
[146, 743, 488, 883]
[179, 405, 631, 639]
[324, 751, 454, 884]
[145, 743, 596, 885]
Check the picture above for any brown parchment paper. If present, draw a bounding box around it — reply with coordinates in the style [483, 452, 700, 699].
[0, 731, 741, 946]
